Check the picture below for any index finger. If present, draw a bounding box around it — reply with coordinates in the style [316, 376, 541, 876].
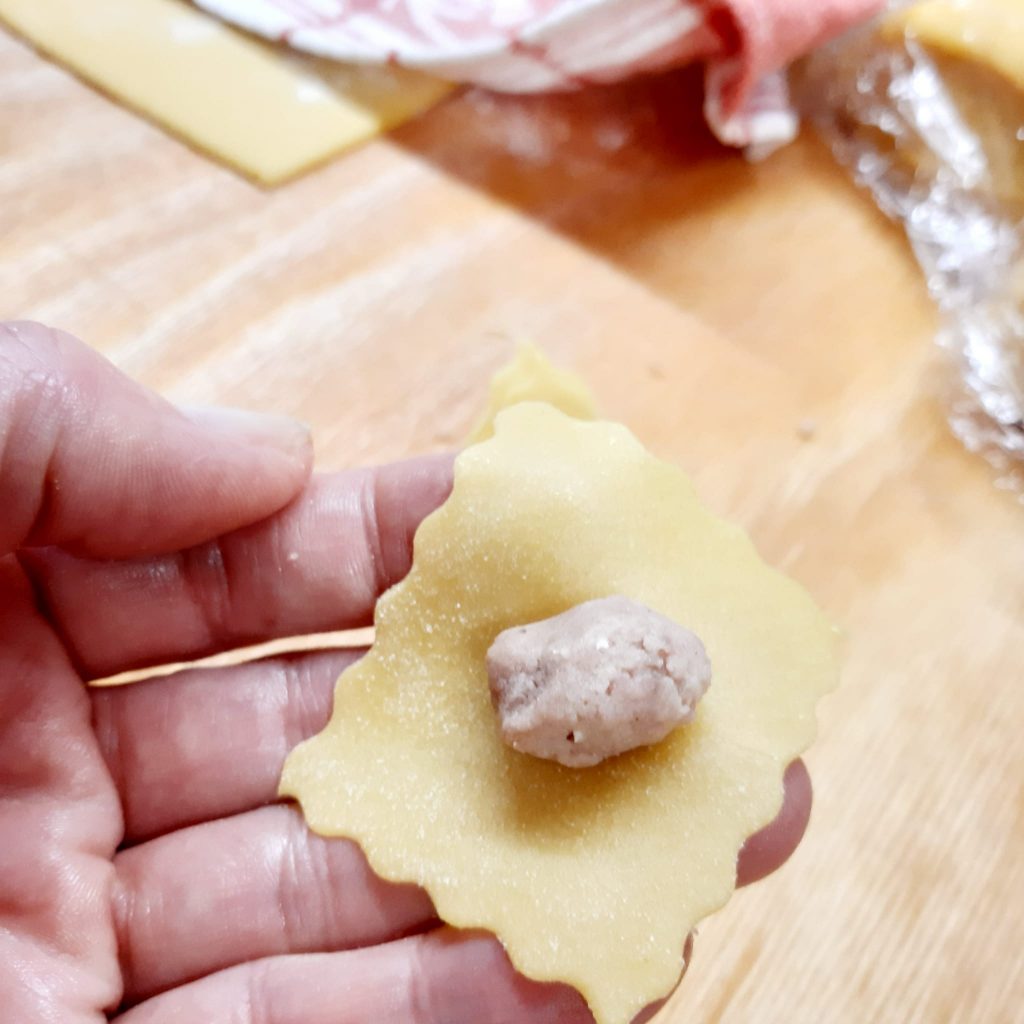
[1, 322, 314, 560]
[25, 456, 454, 679]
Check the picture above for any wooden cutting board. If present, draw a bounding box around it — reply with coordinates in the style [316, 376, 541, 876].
[2, 32, 1022, 1024]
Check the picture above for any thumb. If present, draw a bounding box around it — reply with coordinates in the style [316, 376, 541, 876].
[1, 322, 313, 559]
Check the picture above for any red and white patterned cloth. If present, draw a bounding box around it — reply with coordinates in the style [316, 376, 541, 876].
[196, 0, 884, 151]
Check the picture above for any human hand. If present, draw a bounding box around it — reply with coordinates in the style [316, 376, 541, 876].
[0, 322, 811, 1023]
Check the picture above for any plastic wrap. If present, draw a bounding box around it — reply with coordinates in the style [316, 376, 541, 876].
[800, 4, 1024, 493]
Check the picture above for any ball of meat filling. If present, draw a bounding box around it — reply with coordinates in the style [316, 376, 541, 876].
[487, 596, 712, 768]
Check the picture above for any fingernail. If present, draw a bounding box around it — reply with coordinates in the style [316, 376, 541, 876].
[181, 404, 312, 462]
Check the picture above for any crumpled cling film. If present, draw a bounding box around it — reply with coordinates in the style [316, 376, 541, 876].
[799, 5, 1024, 494]
[196, 0, 882, 154]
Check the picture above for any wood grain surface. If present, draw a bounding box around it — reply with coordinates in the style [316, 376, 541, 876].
[3, 29, 1023, 1024]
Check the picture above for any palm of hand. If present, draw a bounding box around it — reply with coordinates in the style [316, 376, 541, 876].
[0, 325, 808, 1024]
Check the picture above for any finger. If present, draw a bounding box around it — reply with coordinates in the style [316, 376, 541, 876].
[105, 661, 789, 1009]
[114, 929, 606, 1024]
[27, 456, 454, 679]
[91, 650, 350, 843]
[1, 321, 311, 559]
[92, 643, 812, 865]
[113, 804, 437, 1004]
[736, 759, 812, 887]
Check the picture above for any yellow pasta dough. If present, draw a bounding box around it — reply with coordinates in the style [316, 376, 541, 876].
[0, 0, 450, 184]
[282, 402, 836, 1024]
[468, 342, 597, 442]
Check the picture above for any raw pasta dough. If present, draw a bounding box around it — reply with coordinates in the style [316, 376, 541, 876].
[468, 342, 597, 442]
[282, 399, 836, 1024]
[0, 0, 450, 184]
